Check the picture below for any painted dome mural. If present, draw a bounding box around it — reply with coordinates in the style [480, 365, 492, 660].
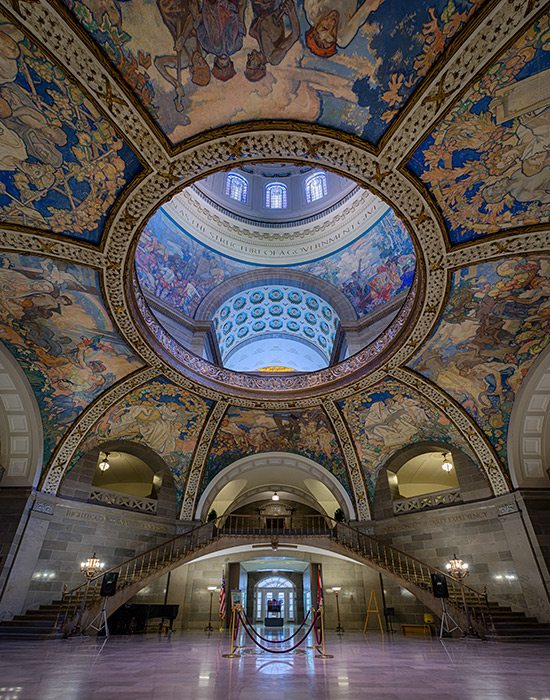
[0, 0, 547, 540]
[134, 169, 416, 374]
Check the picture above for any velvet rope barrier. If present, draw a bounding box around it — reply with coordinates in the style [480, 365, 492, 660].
[237, 610, 319, 654]
[239, 608, 311, 644]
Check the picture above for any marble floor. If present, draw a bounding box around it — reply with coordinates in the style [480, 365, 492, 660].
[0, 631, 549, 700]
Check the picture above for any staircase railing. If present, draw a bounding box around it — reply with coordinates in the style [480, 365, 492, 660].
[57, 514, 493, 635]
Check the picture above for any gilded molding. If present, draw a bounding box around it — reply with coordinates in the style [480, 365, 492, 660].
[180, 401, 229, 521]
[446, 230, 550, 269]
[323, 400, 371, 521]
[0, 229, 105, 266]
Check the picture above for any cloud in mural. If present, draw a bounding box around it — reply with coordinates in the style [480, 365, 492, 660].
[62, 0, 483, 145]
[410, 255, 550, 462]
[202, 405, 351, 498]
[339, 378, 477, 498]
[0, 253, 143, 463]
[77, 377, 213, 508]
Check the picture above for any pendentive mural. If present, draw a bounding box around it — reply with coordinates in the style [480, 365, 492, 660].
[0, 14, 142, 244]
[0, 253, 143, 463]
[339, 378, 477, 498]
[135, 206, 415, 319]
[75, 377, 213, 508]
[410, 255, 550, 463]
[200, 405, 351, 497]
[61, 0, 485, 145]
[408, 16, 550, 244]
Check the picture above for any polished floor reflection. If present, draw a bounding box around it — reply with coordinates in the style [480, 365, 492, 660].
[0, 632, 549, 700]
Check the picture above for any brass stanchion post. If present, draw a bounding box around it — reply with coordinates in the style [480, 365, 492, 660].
[316, 605, 333, 659]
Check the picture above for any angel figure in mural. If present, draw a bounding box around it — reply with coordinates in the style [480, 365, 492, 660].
[303, 0, 384, 57]
[245, 0, 300, 82]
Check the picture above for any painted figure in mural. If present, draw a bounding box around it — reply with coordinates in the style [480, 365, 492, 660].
[196, 0, 247, 82]
[155, 0, 204, 114]
[303, 0, 383, 56]
[245, 0, 300, 81]
[482, 108, 550, 207]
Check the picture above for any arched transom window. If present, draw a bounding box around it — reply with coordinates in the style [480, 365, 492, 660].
[305, 172, 328, 203]
[257, 576, 294, 589]
[225, 173, 248, 203]
[265, 182, 288, 209]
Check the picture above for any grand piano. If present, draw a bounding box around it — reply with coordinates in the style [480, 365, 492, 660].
[108, 603, 179, 634]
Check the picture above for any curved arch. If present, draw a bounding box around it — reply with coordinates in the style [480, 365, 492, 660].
[195, 268, 357, 323]
[508, 344, 550, 488]
[195, 452, 356, 522]
[0, 341, 44, 488]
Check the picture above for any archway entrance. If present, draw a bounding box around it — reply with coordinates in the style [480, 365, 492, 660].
[255, 575, 296, 623]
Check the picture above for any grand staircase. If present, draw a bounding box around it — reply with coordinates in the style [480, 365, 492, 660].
[1, 515, 549, 642]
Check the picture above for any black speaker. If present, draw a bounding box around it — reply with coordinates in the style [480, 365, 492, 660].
[100, 571, 119, 597]
[431, 572, 449, 598]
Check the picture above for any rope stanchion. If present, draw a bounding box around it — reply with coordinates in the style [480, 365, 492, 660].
[240, 608, 312, 644]
[237, 609, 319, 654]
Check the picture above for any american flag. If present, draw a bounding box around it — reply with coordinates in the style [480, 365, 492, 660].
[219, 571, 226, 620]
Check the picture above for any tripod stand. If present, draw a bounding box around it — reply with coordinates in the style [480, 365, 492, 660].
[86, 597, 110, 638]
[439, 598, 462, 639]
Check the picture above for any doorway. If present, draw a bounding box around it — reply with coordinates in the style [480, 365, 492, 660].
[255, 576, 296, 622]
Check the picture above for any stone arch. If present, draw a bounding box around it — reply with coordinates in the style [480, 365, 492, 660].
[507, 344, 550, 488]
[59, 439, 178, 519]
[372, 440, 491, 521]
[0, 342, 44, 488]
[195, 452, 356, 522]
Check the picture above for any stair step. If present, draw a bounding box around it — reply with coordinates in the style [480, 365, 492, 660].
[1, 619, 57, 628]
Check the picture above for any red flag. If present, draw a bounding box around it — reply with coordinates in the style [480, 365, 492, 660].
[317, 565, 323, 608]
[219, 572, 226, 619]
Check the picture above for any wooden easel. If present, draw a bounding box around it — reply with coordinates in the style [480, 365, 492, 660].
[363, 590, 384, 636]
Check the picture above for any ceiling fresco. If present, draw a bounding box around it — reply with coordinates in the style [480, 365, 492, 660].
[408, 16, 550, 245]
[409, 255, 550, 463]
[135, 205, 415, 320]
[59, 0, 485, 146]
[0, 253, 143, 463]
[0, 14, 142, 244]
[75, 376, 213, 508]
[338, 377, 478, 498]
[200, 405, 351, 498]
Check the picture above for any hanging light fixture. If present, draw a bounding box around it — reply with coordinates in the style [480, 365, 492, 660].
[271, 491, 280, 501]
[441, 452, 453, 472]
[98, 452, 110, 472]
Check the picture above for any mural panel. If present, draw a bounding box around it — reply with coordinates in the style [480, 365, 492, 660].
[0, 253, 143, 463]
[409, 255, 550, 462]
[76, 377, 213, 508]
[61, 0, 484, 145]
[135, 207, 414, 319]
[201, 405, 351, 496]
[339, 378, 476, 498]
[408, 16, 550, 244]
[0, 14, 142, 243]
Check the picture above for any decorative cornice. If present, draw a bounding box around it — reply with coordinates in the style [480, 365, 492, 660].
[446, 230, 550, 269]
[0, 229, 105, 266]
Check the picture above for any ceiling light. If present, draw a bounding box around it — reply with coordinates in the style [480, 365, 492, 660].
[98, 452, 110, 472]
[272, 492, 279, 501]
[441, 452, 453, 472]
